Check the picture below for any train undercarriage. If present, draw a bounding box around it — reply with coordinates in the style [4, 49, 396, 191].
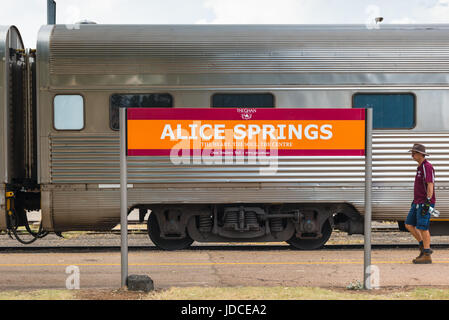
[141, 203, 364, 250]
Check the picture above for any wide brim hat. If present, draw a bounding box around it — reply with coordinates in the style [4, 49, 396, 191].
[408, 143, 429, 156]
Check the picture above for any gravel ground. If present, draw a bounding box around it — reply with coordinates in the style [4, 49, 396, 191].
[1, 221, 449, 249]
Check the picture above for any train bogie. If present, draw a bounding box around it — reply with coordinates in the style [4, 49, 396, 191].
[144, 203, 343, 250]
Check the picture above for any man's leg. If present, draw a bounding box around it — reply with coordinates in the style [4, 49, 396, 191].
[405, 224, 422, 243]
[413, 206, 432, 264]
[405, 204, 421, 242]
[418, 229, 431, 249]
[405, 204, 425, 262]
[414, 229, 432, 264]
[416, 204, 432, 250]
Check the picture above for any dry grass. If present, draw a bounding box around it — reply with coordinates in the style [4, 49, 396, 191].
[145, 286, 381, 300]
[145, 286, 449, 300]
[0, 290, 75, 300]
[3, 286, 449, 300]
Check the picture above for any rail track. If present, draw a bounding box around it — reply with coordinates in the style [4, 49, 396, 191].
[1, 243, 449, 253]
[2, 222, 448, 252]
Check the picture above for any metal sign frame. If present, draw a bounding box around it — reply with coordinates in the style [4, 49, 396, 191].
[364, 108, 373, 290]
[120, 107, 128, 287]
[119, 107, 373, 289]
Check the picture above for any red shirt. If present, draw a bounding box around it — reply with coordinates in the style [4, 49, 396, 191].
[414, 159, 436, 204]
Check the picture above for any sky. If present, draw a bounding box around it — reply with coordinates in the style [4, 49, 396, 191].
[2, 0, 449, 47]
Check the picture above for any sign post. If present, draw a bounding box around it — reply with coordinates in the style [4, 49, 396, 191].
[120, 107, 128, 287]
[120, 107, 154, 292]
[364, 108, 373, 290]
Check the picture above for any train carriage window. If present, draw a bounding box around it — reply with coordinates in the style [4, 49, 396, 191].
[353, 93, 415, 129]
[212, 93, 275, 108]
[53, 95, 84, 130]
[110, 94, 173, 130]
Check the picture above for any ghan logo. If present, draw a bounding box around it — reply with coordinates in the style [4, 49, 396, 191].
[237, 108, 257, 120]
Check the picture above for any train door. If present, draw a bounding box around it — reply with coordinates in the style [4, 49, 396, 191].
[0, 26, 39, 235]
[0, 26, 25, 230]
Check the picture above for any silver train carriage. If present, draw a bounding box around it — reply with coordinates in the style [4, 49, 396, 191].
[1, 24, 449, 249]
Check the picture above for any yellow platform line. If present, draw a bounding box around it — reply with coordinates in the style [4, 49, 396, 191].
[1, 260, 449, 267]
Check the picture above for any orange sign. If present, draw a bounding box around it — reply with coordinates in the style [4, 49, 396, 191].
[127, 108, 366, 157]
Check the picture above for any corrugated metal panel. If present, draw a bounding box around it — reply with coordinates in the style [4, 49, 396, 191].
[52, 189, 120, 231]
[48, 131, 449, 224]
[49, 25, 449, 75]
[49, 132, 449, 184]
[49, 186, 448, 226]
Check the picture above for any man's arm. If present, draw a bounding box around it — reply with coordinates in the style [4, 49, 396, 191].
[427, 182, 434, 200]
[424, 163, 435, 201]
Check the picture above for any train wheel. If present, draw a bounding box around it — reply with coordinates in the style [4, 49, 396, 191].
[287, 219, 332, 250]
[147, 213, 194, 251]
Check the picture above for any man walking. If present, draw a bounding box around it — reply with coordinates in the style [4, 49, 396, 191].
[405, 144, 435, 264]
